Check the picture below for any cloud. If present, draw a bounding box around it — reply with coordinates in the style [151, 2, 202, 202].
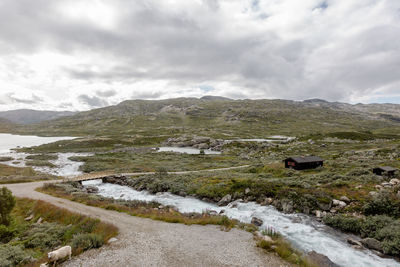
[6, 93, 43, 104]
[96, 89, 117, 97]
[78, 94, 108, 107]
[0, 0, 399, 111]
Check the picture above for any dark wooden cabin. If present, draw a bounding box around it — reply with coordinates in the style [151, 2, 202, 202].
[373, 166, 397, 177]
[284, 156, 324, 170]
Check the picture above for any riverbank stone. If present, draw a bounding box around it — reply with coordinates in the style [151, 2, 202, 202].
[218, 194, 232, 206]
[251, 217, 263, 227]
[361, 238, 383, 252]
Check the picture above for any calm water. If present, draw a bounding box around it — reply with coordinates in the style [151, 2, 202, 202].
[0, 134, 89, 177]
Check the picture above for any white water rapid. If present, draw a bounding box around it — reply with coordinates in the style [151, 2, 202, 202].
[82, 179, 400, 267]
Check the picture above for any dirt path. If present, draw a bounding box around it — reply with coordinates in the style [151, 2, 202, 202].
[5, 181, 289, 267]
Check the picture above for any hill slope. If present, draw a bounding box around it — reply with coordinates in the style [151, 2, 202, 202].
[0, 109, 76, 124]
[16, 98, 400, 137]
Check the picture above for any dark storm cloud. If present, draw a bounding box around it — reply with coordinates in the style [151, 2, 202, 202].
[78, 94, 108, 107]
[0, 0, 399, 105]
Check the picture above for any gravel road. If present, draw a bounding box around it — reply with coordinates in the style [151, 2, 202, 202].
[5, 181, 290, 267]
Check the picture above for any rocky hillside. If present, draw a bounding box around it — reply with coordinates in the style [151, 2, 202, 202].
[15, 97, 400, 137]
[0, 118, 15, 132]
[0, 109, 76, 124]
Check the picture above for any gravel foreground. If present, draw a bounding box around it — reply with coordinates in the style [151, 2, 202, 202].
[6, 181, 291, 267]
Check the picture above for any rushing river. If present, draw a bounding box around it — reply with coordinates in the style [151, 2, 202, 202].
[0, 133, 89, 177]
[82, 179, 400, 267]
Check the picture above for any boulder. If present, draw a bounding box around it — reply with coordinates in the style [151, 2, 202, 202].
[218, 194, 232, 206]
[281, 200, 294, 213]
[245, 188, 251, 195]
[369, 191, 378, 197]
[265, 198, 273, 205]
[361, 238, 383, 252]
[315, 210, 322, 218]
[307, 251, 339, 267]
[374, 184, 383, 190]
[36, 217, 43, 224]
[339, 196, 350, 203]
[381, 182, 392, 188]
[390, 178, 400, 185]
[251, 217, 263, 227]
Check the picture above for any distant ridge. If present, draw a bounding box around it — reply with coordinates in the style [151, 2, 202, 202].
[200, 95, 232, 101]
[0, 109, 76, 124]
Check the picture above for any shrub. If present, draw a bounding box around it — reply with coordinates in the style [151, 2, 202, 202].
[0, 187, 16, 226]
[323, 215, 362, 234]
[360, 215, 394, 238]
[0, 244, 31, 267]
[363, 192, 400, 217]
[0, 224, 15, 243]
[23, 223, 69, 249]
[72, 233, 104, 251]
[375, 221, 400, 255]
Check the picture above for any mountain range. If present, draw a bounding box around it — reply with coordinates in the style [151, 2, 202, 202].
[2, 96, 398, 138]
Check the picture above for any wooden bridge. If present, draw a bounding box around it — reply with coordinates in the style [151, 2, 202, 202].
[63, 165, 251, 183]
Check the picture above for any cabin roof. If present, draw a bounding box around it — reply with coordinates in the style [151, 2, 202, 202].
[375, 166, 397, 172]
[286, 156, 324, 163]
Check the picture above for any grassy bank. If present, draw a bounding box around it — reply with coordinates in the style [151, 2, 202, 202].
[0, 197, 118, 267]
[0, 164, 58, 184]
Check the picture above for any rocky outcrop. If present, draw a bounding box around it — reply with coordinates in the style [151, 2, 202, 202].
[163, 135, 225, 151]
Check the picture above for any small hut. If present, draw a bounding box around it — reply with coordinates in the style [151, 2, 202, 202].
[284, 156, 324, 170]
[373, 166, 397, 177]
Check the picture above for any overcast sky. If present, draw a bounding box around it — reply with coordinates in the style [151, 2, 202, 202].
[0, 0, 399, 111]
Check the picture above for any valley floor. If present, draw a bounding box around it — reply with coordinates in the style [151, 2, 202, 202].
[5, 181, 290, 267]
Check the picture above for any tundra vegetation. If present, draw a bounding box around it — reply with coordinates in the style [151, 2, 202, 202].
[3, 98, 400, 263]
[0, 164, 58, 184]
[0, 188, 117, 267]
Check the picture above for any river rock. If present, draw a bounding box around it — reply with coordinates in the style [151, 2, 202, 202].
[245, 188, 251, 195]
[339, 196, 350, 203]
[315, 210, 322, 218]
[390, 179, 400, 185]
[218, 194, 232, 206]
[251, 217, 263, 226]
[281, 200, 294, 213]
[347, 238, 362, 247]
[307, 251, 339, 267]
[361, 238, 383, 252]
[86, 186, 99, 193]
[265, 197, 273, 205]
